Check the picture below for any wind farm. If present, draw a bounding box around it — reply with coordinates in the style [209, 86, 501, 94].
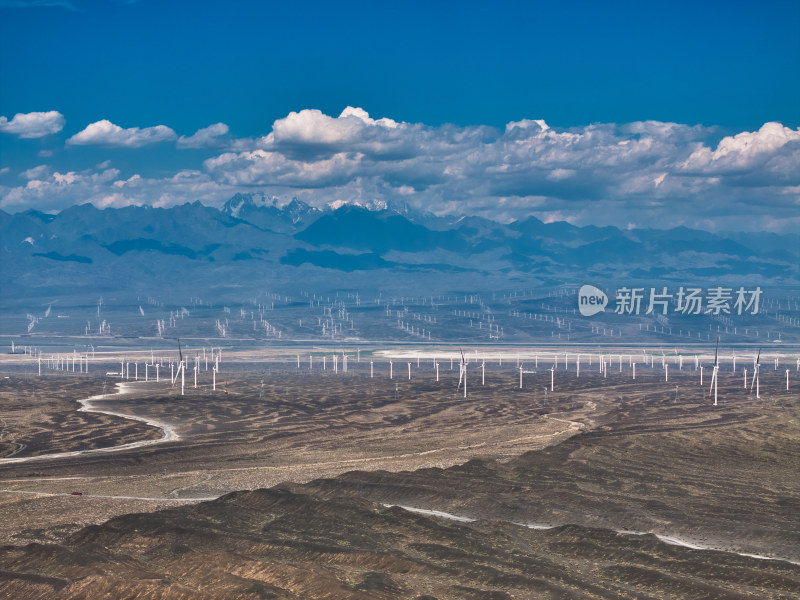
[1, 351, 799, 596]
[1, 286, 799, 598]
[2, 241, 799, 597]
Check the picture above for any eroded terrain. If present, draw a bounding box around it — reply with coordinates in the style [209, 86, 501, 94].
[1, 356, 798, 598]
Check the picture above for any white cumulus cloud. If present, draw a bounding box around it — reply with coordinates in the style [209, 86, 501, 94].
[67, 119, 177, 148]
[177, 123, 231, 149]
[204, 149, 363, 187]
[262, 106, 418, 161]
[681, 122, 800, 173]
[0, 110, 65, 138]
[271, 108, 360, 146]
[20, 165, 52, 180]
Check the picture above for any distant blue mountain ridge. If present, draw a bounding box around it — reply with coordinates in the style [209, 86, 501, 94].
[1, 193, 797, 299]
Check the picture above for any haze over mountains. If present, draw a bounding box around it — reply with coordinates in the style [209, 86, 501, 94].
[2, 193, 798, 301]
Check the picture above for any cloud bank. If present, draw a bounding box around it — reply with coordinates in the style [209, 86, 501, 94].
[2, 107, 798, 233]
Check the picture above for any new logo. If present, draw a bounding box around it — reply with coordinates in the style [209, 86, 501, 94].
[578, 284, 607, 316]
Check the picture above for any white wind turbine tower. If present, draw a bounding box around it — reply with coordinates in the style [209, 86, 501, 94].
[457, 349, 467, 398]
[750, 348, 761, 399]
[171, 355, 185, 393]
[169, 338, 185, 395]
[709, 338, 719, 406]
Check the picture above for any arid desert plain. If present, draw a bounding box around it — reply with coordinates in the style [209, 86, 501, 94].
[1, 345, 798, 599]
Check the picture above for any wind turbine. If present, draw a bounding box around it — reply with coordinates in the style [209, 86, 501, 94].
[457, 348, 467, 398]
[709, 338, 719, 406]
[750, 348, 761, 398]
[171, 338, 185, 395]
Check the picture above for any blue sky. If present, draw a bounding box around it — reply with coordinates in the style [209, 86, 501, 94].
[1, 0, 798, 232]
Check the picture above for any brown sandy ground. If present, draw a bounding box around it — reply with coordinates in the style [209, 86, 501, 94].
[0, 364, 798, 598]
[0, 487, 798, 599]
[0, 365, 591, 545]
[0, 375, 160, 458]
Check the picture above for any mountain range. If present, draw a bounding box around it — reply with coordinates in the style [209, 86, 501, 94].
[1, 193, 798, 302]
